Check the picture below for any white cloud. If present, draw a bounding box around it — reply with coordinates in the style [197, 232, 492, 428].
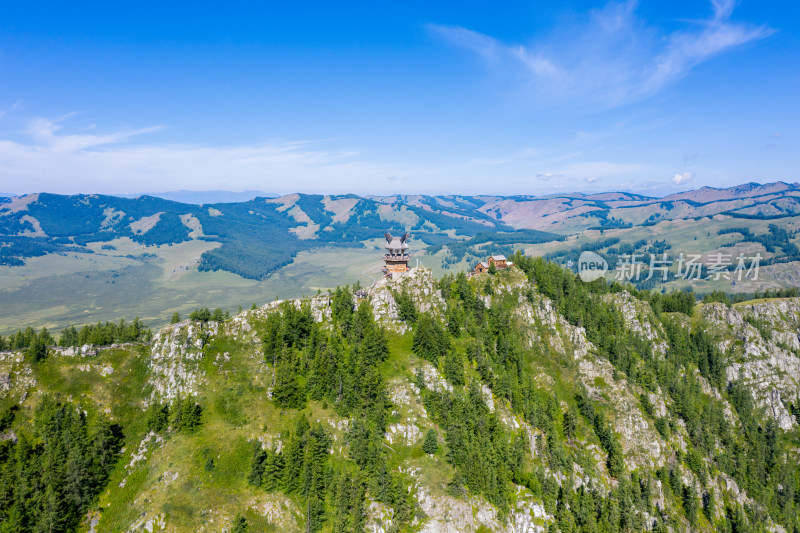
[0, 116, 676, 197]
[672, 171, 694, 184]
[430, 0, 771, 108]
[0, 117, 395, 195]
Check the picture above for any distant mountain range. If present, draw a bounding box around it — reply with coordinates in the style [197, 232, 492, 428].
[1, 181, 799, 279]
[119, 189, 280, 204]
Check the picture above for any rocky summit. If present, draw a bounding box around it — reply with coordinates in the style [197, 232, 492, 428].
[1, 262, 800, 532]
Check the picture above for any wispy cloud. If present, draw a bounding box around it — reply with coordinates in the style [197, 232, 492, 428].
[0, 116, 393, 195]
[429, 0, 771, 108]
[26, 115, 164, 152]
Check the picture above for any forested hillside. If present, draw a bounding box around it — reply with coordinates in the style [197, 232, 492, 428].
[3, 182, 800, 279]
[1, 257, 799, 532]
[4, 185, 800, 338]
[0, 193, 522, 278]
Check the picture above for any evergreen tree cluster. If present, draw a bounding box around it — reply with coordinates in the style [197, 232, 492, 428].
[0, 326, 54, 356]
[720, 223, 800, 259]
[0, 320, 151, 354]
[129, 212, 191, 246]
[422, 268, 697, 530]
[0, 320, 151, 361]
[145, 398, 203, 434]
[0, 396, 123, 532]
[411, 314, 449, 365]
[58, 317, 151, 347]
[249, 416, 335, 532]
[703, 287, 800, 305]
[422, 382, 524, 508]
[188, 307, 229, 322]
[252, 289, 416, 531]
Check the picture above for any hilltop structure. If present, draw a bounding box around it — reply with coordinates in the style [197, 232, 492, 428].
[474, 254, 511, 274]
[382, 232, 410, 276]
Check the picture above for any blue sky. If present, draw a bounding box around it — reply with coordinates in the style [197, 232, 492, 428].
[0, 0, 797, 196]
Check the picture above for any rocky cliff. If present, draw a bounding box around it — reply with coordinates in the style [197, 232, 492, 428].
[1, 266, 799, 532]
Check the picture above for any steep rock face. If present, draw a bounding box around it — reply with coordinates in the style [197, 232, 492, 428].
[366, 466, 550, 533]
[144, 320, 218, 404]
[224, 309, 264, 342]
[0, 351, 35, 400]
[515, 294, 589, 360]
[365, 268, 446, 333]
[503, 280, 668, 472]
[411, 479, 550, 533]
[577, 352, 669, 470]
[701, 301, 800, 430]
[605, 291, 669, 357]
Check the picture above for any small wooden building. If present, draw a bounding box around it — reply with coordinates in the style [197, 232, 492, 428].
[488, 255, 507, 269]
[474, 261, 490, 274]
[473, 254, 512, 274]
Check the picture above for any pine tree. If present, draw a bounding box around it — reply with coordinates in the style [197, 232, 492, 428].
[393, 289, 417, 323]
[422, 428, 438, 454]
[262, 450, 285, 491]
[249, 445, 267, 486]
[683, 483, 698, 524]
[180, 401, 202, 432]
[27, 336, 47, 363]
[412, 314, 449, 364]
[443, 351, 465, 386]
[59, 325, 79, 347]
[273, 361, 305, 409]
[146, 402, 170, 432]
[563, 411, 577, 440]
[232, 515, 248, 533]
[170, 397, 184, 430]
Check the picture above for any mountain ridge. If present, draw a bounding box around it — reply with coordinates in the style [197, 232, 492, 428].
[1, 265, 799, 531]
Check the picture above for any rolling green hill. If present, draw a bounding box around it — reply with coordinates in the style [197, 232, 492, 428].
[2, 264, 800, 532]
